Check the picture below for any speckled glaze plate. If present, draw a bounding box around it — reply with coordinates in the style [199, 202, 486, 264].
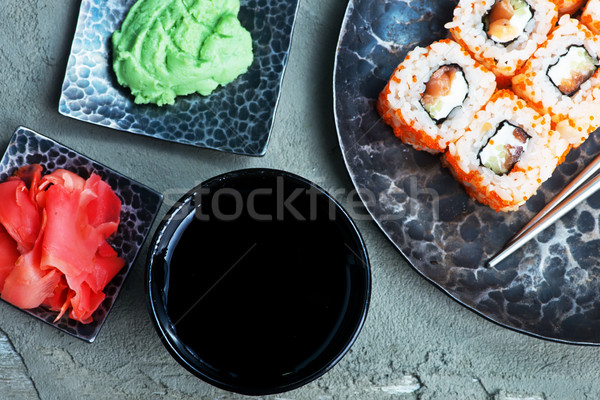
[334, 0, 600, 344]
[58, 0, 299, 156]
[0, 126, 163, 342]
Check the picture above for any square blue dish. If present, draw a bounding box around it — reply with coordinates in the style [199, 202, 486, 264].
[58, 0, 299, 156]
[0, 126, 163, 342]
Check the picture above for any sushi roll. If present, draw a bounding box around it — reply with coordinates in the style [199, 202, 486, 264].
[443, 90, 569, 212]
[581, 0, 600, 34]
[511, 15, 600, 148]
[551, 0, 586, 15]
[446, 0, 558, 87]
[377, 39, 497, 154]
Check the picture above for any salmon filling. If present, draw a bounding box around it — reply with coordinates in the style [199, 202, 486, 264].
[479, 121, 530, 175]
[484, 0, 533, 44]
[420, 64, 468, 123]
[547, 45, 599, 96]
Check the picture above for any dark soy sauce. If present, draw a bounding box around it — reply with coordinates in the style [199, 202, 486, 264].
[161, 174, 355, 384]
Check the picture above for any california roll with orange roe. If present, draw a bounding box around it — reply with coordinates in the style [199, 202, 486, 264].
[512, 15, 600, 148]
[377, 39, 497, 154]
[551, 0, 587, 16]
[445, 0, 558, 87]
[376, 0, 600, 212]
[442, 90, 569, 211]
[581, 0, 600, 34]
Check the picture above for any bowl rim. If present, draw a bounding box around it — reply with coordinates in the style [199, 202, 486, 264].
[145, 168, 371, 395]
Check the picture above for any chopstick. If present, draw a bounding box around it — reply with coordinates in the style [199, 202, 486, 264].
[508, 154, 600, 244]
[487, 154, 600, 268]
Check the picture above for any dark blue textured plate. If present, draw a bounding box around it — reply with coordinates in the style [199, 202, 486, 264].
[334, 0, 600, 344]
[0, 126, 163, 342]
[58, 0, 299, 156]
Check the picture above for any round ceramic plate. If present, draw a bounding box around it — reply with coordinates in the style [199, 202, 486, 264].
[59, 0, 299, 156]
[334, 0, 600, 344]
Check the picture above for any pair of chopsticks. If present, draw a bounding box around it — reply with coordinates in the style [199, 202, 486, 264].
[487, 154, 600, 268]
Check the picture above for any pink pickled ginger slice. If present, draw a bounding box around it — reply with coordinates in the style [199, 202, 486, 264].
[0, 180, 41, 253]
[0, 165, 125, 324]
[0, 225, 20, 292]
[1, 212, 62, 310]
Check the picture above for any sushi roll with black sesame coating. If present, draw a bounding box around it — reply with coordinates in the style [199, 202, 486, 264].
[443, 90, 569, 212]
[446, 0, 558, 87]
[512, 15, 600, 148]
[377, 39, 497, 154]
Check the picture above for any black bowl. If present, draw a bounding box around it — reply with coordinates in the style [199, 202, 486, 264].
[146, 168, 371, 395]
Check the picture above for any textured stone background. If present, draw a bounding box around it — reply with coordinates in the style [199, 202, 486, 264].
[1, 0, 599, 399]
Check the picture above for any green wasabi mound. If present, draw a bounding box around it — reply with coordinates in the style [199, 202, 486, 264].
[112, 0, 254, 106]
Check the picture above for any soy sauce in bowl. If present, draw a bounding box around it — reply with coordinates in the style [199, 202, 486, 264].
[146, 169, 370, 395]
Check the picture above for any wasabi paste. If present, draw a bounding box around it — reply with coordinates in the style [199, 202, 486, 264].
[112, 0, 254, 106]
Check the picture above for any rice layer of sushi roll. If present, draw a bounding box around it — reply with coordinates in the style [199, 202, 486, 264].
[581, 0, 600, 34]
[512, 16, 600, 148]
[377, 39, 497, 154]
[446, 0, 558, 87]
[443, 90, 569, 212]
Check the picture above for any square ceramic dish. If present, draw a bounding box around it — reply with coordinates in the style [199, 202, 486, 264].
[58, 0, 299, 156]
[0, 126, 163, 342]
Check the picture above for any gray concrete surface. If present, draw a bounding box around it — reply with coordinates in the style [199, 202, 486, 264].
[1, 0, 599, 399]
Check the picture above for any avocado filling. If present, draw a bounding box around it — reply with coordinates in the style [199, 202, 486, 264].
[547, 45, 599, 96]
[483, 0, 533, 45]
[420, 64, 469, 124]
[479, 121, 530, 175]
